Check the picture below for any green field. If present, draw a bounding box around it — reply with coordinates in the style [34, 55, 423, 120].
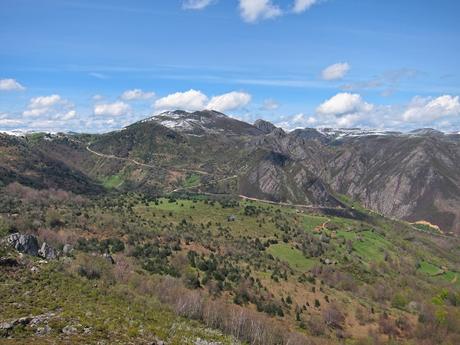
[101, 174, 124, 189]
[268, 243, 316, 271]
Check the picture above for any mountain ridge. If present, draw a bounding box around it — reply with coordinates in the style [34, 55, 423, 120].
[1, 109, 459, 234]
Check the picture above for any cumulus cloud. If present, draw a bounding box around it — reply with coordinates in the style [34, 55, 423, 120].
[182, 0, 215, 10]
[293, 0, 318, 13]
[0, 78, 26, 91]
[29, 94, 62, 108]
[321, 62, 350, 80]
[58, 110, 77, 121]
[276, 113, 317, 130]
[155, 89, 208, 112]
[207, 91, 251, 112]
[316, 93, 373, 116]
[154, 89, 252, 113]
[23, 94, 76, 118]
[402, 95, 460, 122]
[239, 0, 282, 23]
[94, 101, 131, 116]
[23, 108, 49, 117]
[120, 89, 155, 101]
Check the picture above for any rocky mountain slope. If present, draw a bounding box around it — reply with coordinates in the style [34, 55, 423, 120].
[1, 110, 459, 234]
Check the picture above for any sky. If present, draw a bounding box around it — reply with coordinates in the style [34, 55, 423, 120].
[0, 0, 459, 133]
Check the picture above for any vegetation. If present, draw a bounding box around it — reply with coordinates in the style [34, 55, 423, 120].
[1, 183, 460, 344]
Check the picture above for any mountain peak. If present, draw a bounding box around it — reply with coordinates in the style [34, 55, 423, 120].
[141, 109, 263, 136]
[254, 119, 278, 134]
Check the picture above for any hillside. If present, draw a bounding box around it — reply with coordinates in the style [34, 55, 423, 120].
[1, 111, 459, 235]
[1, 185, 459, 344]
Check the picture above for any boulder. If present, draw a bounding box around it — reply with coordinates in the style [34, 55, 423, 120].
[38, 242, 57, 260]
[3, 233, 39, 256]
[227, 215, 236, 222]
[62, 244, 73, 255]
[62, 325, 78, 335]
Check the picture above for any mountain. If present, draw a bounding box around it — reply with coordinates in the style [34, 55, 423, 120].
[1, 110, 459, 234]
[143, 110, 264, 136]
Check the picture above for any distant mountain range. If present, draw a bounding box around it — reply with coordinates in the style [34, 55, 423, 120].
[1, 109, 460, 234]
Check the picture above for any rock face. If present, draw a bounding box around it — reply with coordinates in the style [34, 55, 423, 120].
[254, 119, 277, 134]
[3, 233, 39, 256]
[38, 242, 57, 260]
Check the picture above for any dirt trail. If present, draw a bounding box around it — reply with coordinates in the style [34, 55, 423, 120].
[86, 145, 209, 175]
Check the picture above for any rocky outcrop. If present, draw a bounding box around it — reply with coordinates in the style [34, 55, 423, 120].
[254, 119, 277, 134]
[2, 234, 59, 259]
[3, 233, 39, 256]
[38, 242, 57, 260]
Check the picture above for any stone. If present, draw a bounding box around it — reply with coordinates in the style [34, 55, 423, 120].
[62, 325, 78, 335]
[3, 233, 39, 256]
[38, 242, 57, 260]
[36, 325, 52, 336]
[0, 322, 13, 331]
[31, 266, 39, 273]
[63, 244, 73, 255]
[227, 215, 236, 222]
[0, 257, 18, 267]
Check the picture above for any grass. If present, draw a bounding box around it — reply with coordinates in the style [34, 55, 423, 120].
[418, 261, 442, 276]
[183, 174, 200, 188]
[101, 174, 124, 189]
[267, 243, 316, 272]
[138, 198, 286, 237]
[351, 230, 392, 262]
[302, 215, 328, 231]
[0, 255, 237, 345]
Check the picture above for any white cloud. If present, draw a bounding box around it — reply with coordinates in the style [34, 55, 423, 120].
[207, 91, 251, 112]
[262, 99, 279, 110]
[0, 78, 26, 91]
[23, 94, 73, 118]
[293, 0, 318, 13]
[23, 108, 49, 117]
[239, 0, 282, 23]
[120, 89, 155, 101]
[57, 110, 77, 121]
[29, 94, 62, 108]
[316, 93, 373, 116]
[321, 62, 350, 80]
[402, 95, 460, 122]
[93, 94, 104, 101]
[155, 89, 208, 111]
[182, 0, 215, 10]
[0, 118, 24, 126]
[276, 113, 317, 130]
[94, 101, 131, 116]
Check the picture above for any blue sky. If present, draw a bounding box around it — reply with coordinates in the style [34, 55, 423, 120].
[0, 0, 459, 133]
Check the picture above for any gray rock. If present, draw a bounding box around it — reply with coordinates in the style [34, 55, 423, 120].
[227, 215, 236, 222]
[0, 322, 13, 331]
[62, 325, 78, 335]
[36, 325, 52, 336]
[38, 242, 57, 260]
[3, 233, 39, 256]
[63, 244, 73, 255]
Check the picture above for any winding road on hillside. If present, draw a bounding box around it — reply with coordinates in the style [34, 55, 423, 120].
[86, 145, 210, 175]
[85, 144, 453, 238]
